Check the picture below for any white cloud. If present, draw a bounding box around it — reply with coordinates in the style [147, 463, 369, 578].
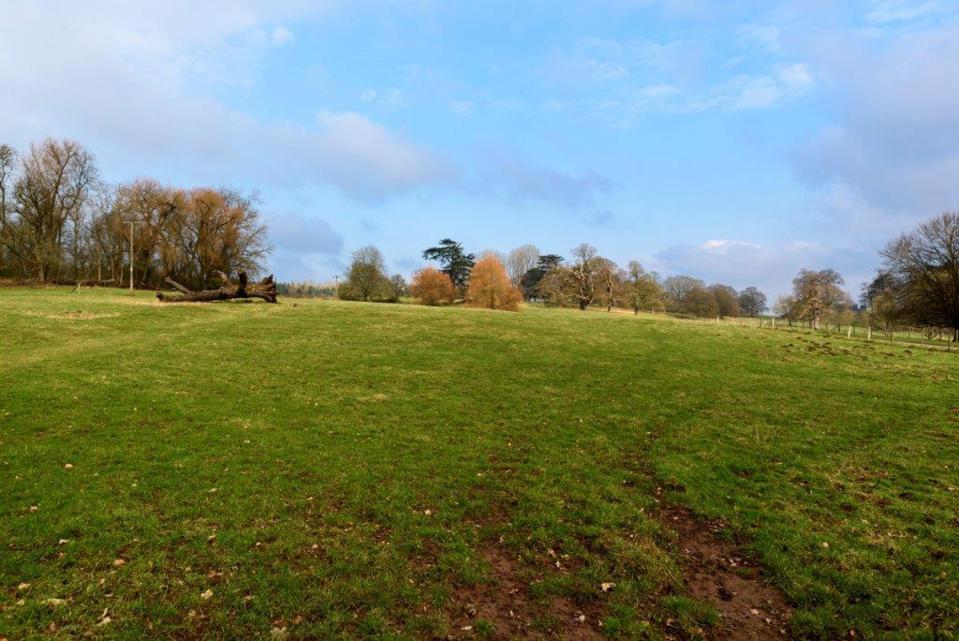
[267, 212, 342, 255]
[0, 1, 451, 202]
[793, 22, 959, 222]
[470, 148, 614, 209]
[359, 88, 405, 108]
[864, 0, 954, 24]
[700, 239, 761, 251]
[738, 23, 782, 52]
[311, 111, 453, 200]
[540, 32, 813, 126]
[700, 62, 812, 111]
[271, 25, 295, 47]
[449, 100, 475, 117]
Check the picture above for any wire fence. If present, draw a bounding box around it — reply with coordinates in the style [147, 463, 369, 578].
[708, 316, 959, 352]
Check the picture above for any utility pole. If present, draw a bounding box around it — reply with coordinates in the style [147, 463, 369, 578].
[124, 219, 140, 291]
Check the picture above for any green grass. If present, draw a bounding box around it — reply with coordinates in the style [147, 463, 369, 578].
[1, 288, 957, 640]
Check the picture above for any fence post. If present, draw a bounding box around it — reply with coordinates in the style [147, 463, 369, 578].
[847, 326, 852, 339]
[868, 326, 872, 341]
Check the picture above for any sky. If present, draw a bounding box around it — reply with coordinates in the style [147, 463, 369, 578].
[2, 0, 958, 299]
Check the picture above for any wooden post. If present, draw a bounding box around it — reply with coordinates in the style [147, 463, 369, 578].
[868, 326, 872, 341]
[847, 326, 852, 339]
[124, 219, 140, 292]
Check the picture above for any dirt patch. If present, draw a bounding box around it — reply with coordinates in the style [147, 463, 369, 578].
[19, 309, 120, 321]
[659, 505, 791, 640]
[446, 544, 604, 640]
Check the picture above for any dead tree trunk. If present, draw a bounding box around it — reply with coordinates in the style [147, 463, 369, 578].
[156, 271, 277, 303]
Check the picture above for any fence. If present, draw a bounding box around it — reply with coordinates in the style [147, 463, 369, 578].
[727, 316, 959, 351]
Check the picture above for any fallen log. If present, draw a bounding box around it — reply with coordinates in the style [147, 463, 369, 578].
[156, 271, 277, 303]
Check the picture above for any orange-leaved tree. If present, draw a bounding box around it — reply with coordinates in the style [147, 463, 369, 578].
[410, 267, 455, 305]
[466, 254, 522, 311]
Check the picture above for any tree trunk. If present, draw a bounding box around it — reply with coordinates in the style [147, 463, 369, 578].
[156, 271, 277, 303]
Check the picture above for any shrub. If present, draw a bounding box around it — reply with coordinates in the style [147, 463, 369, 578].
[409, 267, 455, 305]
[466, 255, 522, 311]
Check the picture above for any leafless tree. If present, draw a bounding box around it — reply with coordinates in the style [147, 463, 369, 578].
[791, 269, 845, 329]
[0, 144, 19, 274]
[536, 265, 572, 307]
[1, 139, 271, 289]
[625, 261, 664, 314]
[773, 295, 797, 323]
[596, 257, 623, 312]
[663, 275, 704, 312]
[13, 139, 98, 281]
[708, 284, 740, 317]
[877, 211, 959, 335]
[506, 244, 539, 284]
[569, 243, 598, 310]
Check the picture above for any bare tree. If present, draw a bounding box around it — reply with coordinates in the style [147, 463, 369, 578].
[596, 258, 623, 312]
[791, 269, 845, 329]
[478, 249, 507, 265]
[684, 287, 720, 318]
[1, 139, 272, 288]
[536, 265, 572, 307]
[13, 139, 98, 281]
[569, 243, 598, 310]
[174, 188, 268, 289]
[663, 275, 705, 312]
[85, 184, 121, 282]
[625, 261, 663, 314]
[0, 144, 19, 274]
[708, 284, 740, 317]
[773, 295, 797, 323]
[506, 244, 539, 284]
[874, 213, 959, 336]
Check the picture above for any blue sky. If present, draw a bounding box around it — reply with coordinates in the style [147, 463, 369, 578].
[3, 1, 958, 299]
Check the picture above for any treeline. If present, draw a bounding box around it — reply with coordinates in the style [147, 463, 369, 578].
[6, 138, 956, 338]
[276, 281, 337, 298]
[338, 238, 769, 316]
[338, 210, 959, 341]
[767, 213, 959, 340]
[0, 139, 268, 290]
[863, 212, 959, 338]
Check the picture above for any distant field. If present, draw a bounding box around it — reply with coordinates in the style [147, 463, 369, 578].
[1, 288, 957, 640]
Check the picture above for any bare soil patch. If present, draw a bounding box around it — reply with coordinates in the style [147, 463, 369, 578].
[445, 544, 604, 640]
[659, 504, 791, 640]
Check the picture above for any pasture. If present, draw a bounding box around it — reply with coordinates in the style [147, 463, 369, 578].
[1, 288, 957, 640]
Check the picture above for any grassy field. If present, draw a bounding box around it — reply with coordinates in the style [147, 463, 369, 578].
[1, 288, 958, 640]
